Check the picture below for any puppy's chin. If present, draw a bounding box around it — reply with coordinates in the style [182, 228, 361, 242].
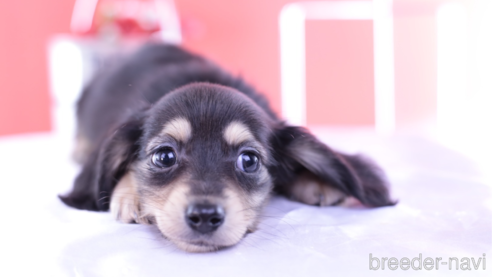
[171, 239, 232, 253]
[158, 222, 253, 252]
[162, 229, 248, 253]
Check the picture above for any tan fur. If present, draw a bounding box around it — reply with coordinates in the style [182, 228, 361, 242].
[162, 117, 192, 142]
[142, 177, 188, 235]
[167, 186, 254, 253]
[140, 174, 269, 252]
[145, 117, 193, 152]
[223, 121, 254, 146]
[289, 171, 347, 206]
[110, 172, 150, 224]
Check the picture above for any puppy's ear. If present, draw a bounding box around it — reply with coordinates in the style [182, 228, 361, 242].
[59, 114, 145, 211]
[270, 125, 395, 207]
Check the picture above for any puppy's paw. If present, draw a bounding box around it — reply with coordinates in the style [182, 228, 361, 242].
[110, 173, 151, 224]
[289, 171, 348, 206]
[110, 191, 140, 224]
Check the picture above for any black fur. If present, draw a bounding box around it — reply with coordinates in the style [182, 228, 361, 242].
[270, 126, 393, 207]
[60, 43, 395, 212]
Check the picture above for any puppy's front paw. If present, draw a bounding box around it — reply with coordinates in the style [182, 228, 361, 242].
[110, 192, 140, 224]
[289, 171, 348, 206]
[110, 173, 150, 224]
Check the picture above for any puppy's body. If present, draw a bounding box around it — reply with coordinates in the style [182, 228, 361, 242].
[61, 43, 395, 252]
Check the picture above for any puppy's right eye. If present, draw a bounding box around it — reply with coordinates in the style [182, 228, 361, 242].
[152, 148, 177, 168]
[236, 152, 259, 173]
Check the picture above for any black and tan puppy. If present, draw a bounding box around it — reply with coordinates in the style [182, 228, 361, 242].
[60, 43, 394, 252]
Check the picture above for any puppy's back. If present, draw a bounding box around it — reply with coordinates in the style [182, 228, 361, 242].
[75, 43, 276, 162]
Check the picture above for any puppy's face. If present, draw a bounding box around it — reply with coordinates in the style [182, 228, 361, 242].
[126, 84, 274, 252]
[63, 83, 394, 253]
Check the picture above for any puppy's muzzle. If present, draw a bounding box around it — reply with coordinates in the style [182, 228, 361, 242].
[185, 203, 225, 234]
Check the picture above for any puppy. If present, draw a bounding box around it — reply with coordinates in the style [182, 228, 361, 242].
[60, 43, 395, 252]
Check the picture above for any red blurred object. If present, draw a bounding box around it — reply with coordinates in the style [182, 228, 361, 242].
[69, 0, 182, 43]
[112, 18, 160, 36]
[89, 0, 161, 37]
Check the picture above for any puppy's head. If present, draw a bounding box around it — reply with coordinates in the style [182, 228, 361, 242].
[61, 83, 394, 252]
[131, 84, 274, 252]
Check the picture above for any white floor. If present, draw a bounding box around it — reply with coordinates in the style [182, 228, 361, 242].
[0, 129, 490, 276]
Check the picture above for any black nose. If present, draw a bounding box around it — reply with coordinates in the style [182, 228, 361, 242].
[185, 204, 225, 233]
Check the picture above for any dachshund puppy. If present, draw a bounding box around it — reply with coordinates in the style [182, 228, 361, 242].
[60, 43, 395, 252]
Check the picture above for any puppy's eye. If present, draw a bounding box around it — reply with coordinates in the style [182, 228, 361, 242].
[236, 152, 259, 173]
[152, 148, 177, 168]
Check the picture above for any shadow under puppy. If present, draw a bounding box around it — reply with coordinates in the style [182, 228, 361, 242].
[60, 43, 395, 252]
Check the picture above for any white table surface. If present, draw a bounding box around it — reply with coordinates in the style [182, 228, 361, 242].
[0, 129, 490, 276]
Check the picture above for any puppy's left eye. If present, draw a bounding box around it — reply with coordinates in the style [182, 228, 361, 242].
[236, 152, 259, 173]
[152, 148, 177, 168]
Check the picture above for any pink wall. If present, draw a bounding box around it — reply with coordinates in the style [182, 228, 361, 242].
[177, 0, 298, 117]
[0, 1, 75, 136]
[0, 0, 457, 136]
[177, 0, 450, 128]
[393, 0, 442, 128]
[306, 20, 375, 126]
[177, 0, 377, 126]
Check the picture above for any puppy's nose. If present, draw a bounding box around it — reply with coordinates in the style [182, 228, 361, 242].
[185, 204, 225, 233]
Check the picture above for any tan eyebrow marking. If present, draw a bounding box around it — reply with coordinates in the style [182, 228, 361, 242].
[223, 121, 254, 145]
[162, 117, 192, 142]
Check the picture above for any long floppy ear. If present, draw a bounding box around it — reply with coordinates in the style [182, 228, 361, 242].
[270, 125, 395, 207]
[59, 114, 145, 211]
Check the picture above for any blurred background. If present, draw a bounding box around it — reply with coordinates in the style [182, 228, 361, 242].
[0, 0, 490, 167]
